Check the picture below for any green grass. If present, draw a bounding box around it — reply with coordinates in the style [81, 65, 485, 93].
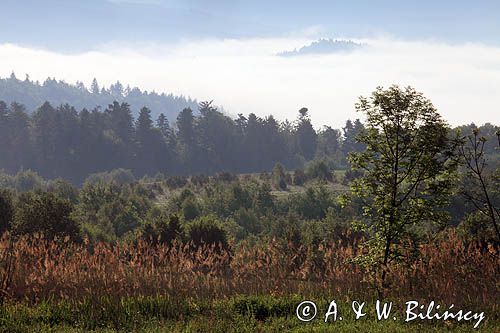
[0, 295, 497, 332]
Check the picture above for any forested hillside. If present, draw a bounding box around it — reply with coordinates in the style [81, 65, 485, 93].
[1, 88, 498, 185]
[0, 96, 369, 183]
[0, 74, 197, 120]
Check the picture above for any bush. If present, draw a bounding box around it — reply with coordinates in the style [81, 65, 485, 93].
[343, 168, 363, 184]
[164, 176, 188, 189]
[181, 197, 201, 221]
[0, 190, 13, 234]
[186, 216, 228, 249]
[74, 182, 152, 239]
[233, 208, 261, 237]
[292, 169, 307, 186]
[142, 214, 183, 245]
[14, 170, 44, 192]
[12, 191, 80, 241]
[458, 211, 497, 243]
[271, 163, 287, 190]
[85, 169, 136, 185]
[214, 172, 236, 182]
[305, 160, 332, 182]
[289, 186, 335, 220]
[190, 174, 209, 187]
[46, 178, 79, 203]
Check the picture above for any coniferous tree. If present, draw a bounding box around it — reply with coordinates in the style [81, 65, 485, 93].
[296, 107, 318, 160]
[91, 78, 100, 94]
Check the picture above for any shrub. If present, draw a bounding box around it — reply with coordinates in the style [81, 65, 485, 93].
[142, 214, 183, 245]
[181, 197, 201, 221]
[292, 169, 307, 186]
[305, 159, 332, 182]
[214, 172, 236, 182]
[233, 208, 261, 236]
[186, 216, 228, 249]
[190, 174, 209, 187]
[164, 176, 188, 189]
[12, 191, 80, 241]
[46, 178, 79, 203]
[0, 190, 13, 234]
[14, 170, 44, 192]
[271, 163, 287, 190]
[85, 169, 136, 185]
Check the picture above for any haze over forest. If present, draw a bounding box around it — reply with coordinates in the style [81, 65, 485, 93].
[1, 1, 499, 128]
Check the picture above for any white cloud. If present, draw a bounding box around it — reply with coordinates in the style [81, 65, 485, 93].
[0, 37, 499, 128]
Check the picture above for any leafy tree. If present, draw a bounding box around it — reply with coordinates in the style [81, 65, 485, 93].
[458, 127, 500, 241]
[14, 170, 44, 192]
[12, 191, 80, 241]
[347, 86, 458, 294]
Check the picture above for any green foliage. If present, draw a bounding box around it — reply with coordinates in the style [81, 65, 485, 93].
[288, 186, 335, 220]
[232, 208, 261, 238]
[46, 178, 79, 203]
[292, 169, 307, 185]
[271, 163, 288, 190]
[14, 170, 44, 192]
[458, 126, 500, 241]
[458, 211, 497, 243]
[254, 183, 275, 214]
[142, 213, 183, 245]
[0, 190, 13, 234]
[11, 191, 80, 241]
[231, 295, 300, 321]
[347, 85, 458, 289]
[186, 215, 228, 249]
[75, 181, 152, 240]
[181, 197, 201, 221]
[305, 159, 332, 182]
[85, 169, 136, 185]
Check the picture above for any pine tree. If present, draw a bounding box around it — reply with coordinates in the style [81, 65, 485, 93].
[91, 78, 100, 94]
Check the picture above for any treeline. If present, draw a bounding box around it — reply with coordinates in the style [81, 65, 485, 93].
[0, 99, 366, 184]
[0, 73, 197, 120]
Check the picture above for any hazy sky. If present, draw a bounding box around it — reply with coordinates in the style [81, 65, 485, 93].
[1, 1, 499, 127]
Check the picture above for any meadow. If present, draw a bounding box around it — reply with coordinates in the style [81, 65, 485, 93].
[0, 230, 498, 332]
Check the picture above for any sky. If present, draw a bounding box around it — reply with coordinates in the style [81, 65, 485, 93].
[1, 0, 499, 127]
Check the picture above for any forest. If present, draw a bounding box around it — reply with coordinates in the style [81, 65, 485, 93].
[0, 84, 498, 332]
[0, 74, 367, 183]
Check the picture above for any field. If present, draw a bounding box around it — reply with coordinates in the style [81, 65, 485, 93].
[1, 231, 498, 332]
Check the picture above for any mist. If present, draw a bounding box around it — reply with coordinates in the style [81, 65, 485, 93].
[1, 36, 499, 128]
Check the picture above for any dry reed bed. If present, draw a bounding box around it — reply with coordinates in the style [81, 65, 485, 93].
[0, 232, 498, 311]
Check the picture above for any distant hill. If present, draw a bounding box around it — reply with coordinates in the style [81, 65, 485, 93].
[277, 38, 364, 57]
[0, 74, 198, 120]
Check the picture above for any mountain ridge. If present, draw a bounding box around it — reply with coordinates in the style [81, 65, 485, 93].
[0, 74, 198, 120]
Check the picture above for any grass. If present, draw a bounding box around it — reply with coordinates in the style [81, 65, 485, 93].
[0, 295, 497, 332]
[0, 231, 498, 332]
